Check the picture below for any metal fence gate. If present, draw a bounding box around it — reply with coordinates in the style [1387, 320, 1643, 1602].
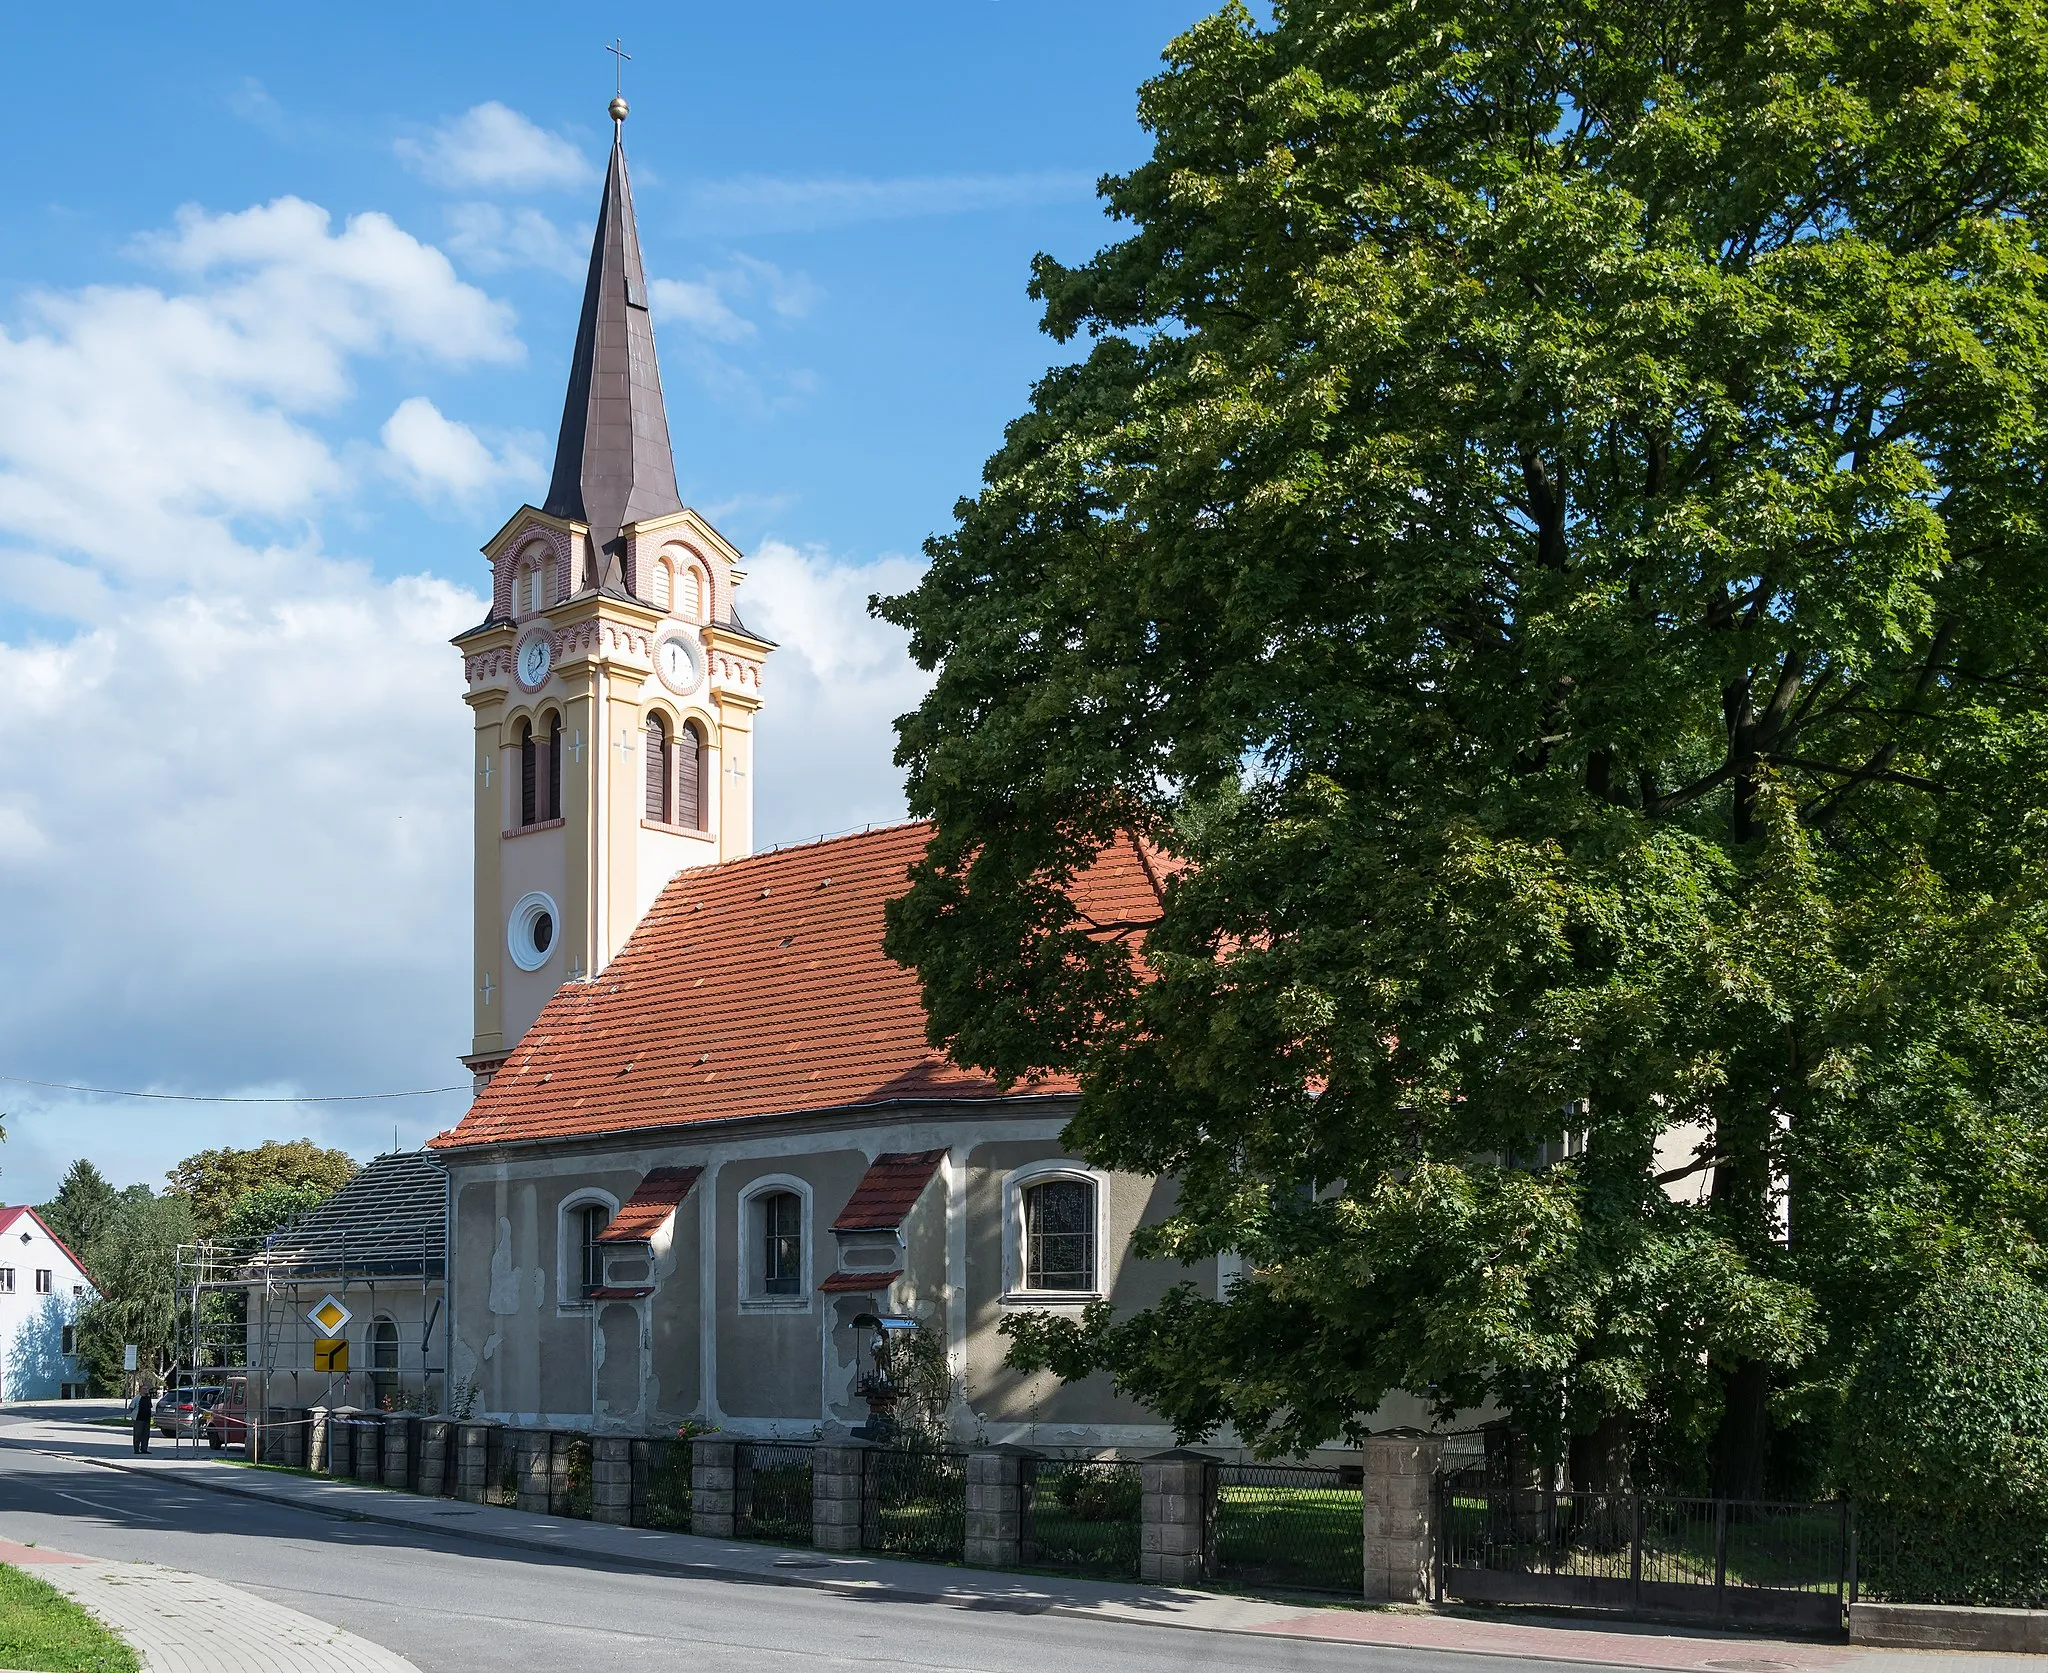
[1436, 1466, 1852, 1630]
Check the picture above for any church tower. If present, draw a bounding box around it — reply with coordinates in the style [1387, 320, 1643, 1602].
[455, 95, 772, 1086]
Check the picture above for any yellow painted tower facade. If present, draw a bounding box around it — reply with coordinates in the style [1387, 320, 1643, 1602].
[455, 102, 771, 1083]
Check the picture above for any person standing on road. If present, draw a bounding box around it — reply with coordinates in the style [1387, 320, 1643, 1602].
[132, 1384, 153, 1455]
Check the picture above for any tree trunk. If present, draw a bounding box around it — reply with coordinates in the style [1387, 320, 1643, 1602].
[1710, 1359, 1770, 1500]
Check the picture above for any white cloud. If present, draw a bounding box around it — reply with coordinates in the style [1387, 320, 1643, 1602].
[444, 204, 586, 280]
[647, 277, 753, 343]
[0, 197, 518, 583]
[396, 103, 593, 193]
[380, 396, 541, 505]
[686, 169, 1093, 235]
[741, 539, 928, 845]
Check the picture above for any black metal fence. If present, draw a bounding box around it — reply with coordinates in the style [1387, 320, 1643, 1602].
[639, 1437, 693, 1530]
[736, 1442, 814, 1544]
[866, 1447, 968, 1561]
[1022, 1456, 1143, 1579]
[1437, 1466, 1850, 1629]
[1215, 1462, 1363, 1594]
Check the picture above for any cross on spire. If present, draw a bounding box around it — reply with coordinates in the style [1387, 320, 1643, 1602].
[607, 38, 631, 98]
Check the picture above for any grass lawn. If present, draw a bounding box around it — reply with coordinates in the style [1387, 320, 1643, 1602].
[0, 1564, 140, 1673]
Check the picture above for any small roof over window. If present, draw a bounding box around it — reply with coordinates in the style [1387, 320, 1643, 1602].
[595, 1165, 703, 1245]
[832, 1150, 945, 1234]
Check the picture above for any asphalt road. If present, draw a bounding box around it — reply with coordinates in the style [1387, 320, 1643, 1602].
[0, 1420, 1521, 1673]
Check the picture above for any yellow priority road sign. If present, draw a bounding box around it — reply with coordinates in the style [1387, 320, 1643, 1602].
[314, 1338, 349, 1373]
[308, 1294, 353, 1338]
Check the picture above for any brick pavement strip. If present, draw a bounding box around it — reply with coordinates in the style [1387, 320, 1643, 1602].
[12, 1545, 419, 1673]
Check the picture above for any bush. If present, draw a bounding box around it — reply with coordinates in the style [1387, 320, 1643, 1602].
[1837, 1267, 2048, 1515]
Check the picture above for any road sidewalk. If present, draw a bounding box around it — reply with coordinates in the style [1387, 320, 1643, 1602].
[1, 1414, 2036, 1672]
[0, 1534, 419, 1673]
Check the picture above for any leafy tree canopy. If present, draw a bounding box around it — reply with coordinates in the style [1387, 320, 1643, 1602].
[165, 1140, 356, 1238]
[879, 0, 2048, 1481]
[39, 1160, 120, 1262]
[74, 1188, 193, 1391]
[215, 1181, 334, 1247]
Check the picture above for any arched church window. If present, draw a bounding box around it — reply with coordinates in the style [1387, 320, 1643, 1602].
[1022, 1177, 1097, 1293]
[370, 1316, 399, 1410]
[681, 565, 705, 624]
[547, 712, 563, 822]
[755, 1191, 802, 1296]
[652, 559, 672, 612]
[578, 1203, 610, 1299]
[678, 721, 706, 831]
[644, 714, 670, 823]
[519, 720, 537, 827]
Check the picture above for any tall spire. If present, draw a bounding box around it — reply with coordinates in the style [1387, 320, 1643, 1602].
[542, 97, 681, 596]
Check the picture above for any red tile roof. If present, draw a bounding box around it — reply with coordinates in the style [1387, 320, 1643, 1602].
[832, 1150, 944, 1232]
[432, 822, 1164, 1151]
[821, 1269, 900, 1293]
[595, 1165, 703, 1244]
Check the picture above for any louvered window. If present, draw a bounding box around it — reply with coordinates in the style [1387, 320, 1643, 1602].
[678, 722, 704, 830]
[652, 560, 671, 611]
[547, 713, 563, 821]
[519, 721, 537, 827]
[682, 566, 704, 623]
[644, 714, 669, 822]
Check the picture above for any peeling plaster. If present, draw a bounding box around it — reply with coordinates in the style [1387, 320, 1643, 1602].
[489, 1217, 521, 1315]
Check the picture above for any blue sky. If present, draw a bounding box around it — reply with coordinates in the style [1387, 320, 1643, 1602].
[0, 2, 1217, 1201]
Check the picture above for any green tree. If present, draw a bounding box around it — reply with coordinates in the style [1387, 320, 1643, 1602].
[164, 1140, 357, 1238]
[878, 0, 2048, 1486]
[75, 1189, 194, 1391]
[215, 1181, 333, 1247]
[39, 1160, 120, 1263]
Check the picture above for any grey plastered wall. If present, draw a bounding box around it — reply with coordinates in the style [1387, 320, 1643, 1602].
[963, 1140, 1211, 1432]
[714, 1148, 868, 1419]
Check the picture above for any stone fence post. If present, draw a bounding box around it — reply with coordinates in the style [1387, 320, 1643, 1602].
[1362, 1431, 1445, 1602]
[353, 1414, 385, 1484]
[691, 1437, 738, 1537]
[266, 1408, 308, 1470]
[813, 1441, 871, 1553]
[326, 1408, 354, 1478]
[382, 1413, 418, 1490]
[418, 1418, 453, 1496]
[514, 1428, 552, 1513]
[1140, 1450, 1216, 1586]
[455, 1421, 495, 1503]
[307, 1407, 330, 1474]
[592, 1437, 633, 1525]
[965, 1447, 1033, 1568]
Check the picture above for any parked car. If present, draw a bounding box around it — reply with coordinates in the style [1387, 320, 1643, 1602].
[156, 1383, 225, 1439]
[203, 1375, 249, 1451]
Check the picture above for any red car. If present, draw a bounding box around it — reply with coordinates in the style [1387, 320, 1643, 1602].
[201, 1375, 249, 1451]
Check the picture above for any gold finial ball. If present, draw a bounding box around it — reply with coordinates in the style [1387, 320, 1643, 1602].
[609, 95, 629, 122]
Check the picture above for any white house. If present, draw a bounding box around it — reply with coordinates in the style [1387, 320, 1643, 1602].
[0, 1208, 95, 1400]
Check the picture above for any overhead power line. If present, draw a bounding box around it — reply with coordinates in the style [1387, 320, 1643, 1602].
[0, 1074, 469, 1105]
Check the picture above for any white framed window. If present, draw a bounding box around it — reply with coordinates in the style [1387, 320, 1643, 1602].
[1001, 1162, 1110, 1302]
[652, 559, 672, 611]
[0, 1268, 15, 1294]
[556, 1189, 618, 1310]
[681, 564, 705, 623]
[34, 1269, 50, 1295]
[738, 1175, 811, 1310]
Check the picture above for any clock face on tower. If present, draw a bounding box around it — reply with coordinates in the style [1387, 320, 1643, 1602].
[516, 634, 553, 689]
[656, 633, 702, 695]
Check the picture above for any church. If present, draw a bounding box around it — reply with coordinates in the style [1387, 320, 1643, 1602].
[425, 97, 1239, 1450]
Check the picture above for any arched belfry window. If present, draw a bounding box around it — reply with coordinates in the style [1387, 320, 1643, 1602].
[645, 714, 670, 823]
[678, 721, 706, 831]
[547, 712, 563, 822]
[370, 1316, 399, 1409]
[519, 720, 537, 827]
[652, 560, 672, 612]
[682, 565, 705, 624]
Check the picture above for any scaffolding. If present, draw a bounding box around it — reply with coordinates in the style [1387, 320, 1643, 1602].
[167, 1154, 449, 1450]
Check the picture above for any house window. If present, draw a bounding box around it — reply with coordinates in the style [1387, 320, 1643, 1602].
[34, 1269, 51, 1295]
[678, 721, 705, 831]
[740, 1180, 809, 1305]
[370, 1317, 399, 1410]
[61, 1325, 75, 1356]
[579, 1203, 610, 1298]
[645, 714, 670, 822]
[758, 1193, 802, 1295]
[0, 1268, 14, 1294]
[546, 712, 563, 822]
[71, 1285, 83, 1299]
[519, 720, 537, 826]
[1023, 1180, 1096, 1291]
